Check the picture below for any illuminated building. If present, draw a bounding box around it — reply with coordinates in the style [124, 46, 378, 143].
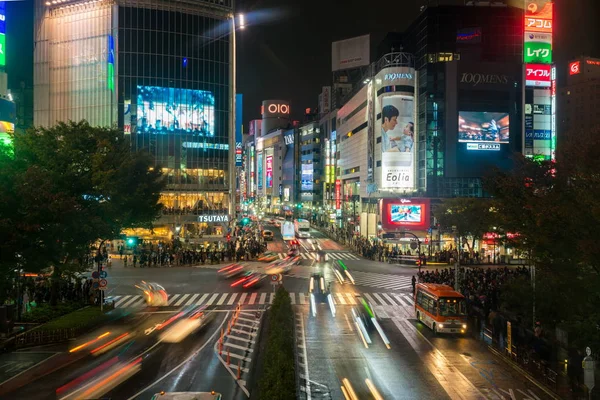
[558, 57, 600, 147]
[34, 0, 234, 241]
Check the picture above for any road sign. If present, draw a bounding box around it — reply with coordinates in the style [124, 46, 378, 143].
[99, 271, 108, 279]
[99, 287, 107, 291]
[99, 279, 108, 287]
[92, 281, 99, 289]
[91, 271, 100, 279]
[270, 274, 282, 284]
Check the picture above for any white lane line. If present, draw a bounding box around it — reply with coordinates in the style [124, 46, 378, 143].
[248, 293, 257, 305]
[298, 314, 311, 400]
[196, 293, 209, 305]
[393, 318, 487, 400]
[363, 293, 378, 305]
[238, 293, 248, 305]
[269, 293, 275, 304]
[299, 293, 306, 305]
[290, 293, 296, 305]
[114, 295, 131, 308]
[129, 297, 147, 308]
[345, 293, 357, 304]
[167, 294, 181, 306]
[216, 293, 229, 306]
[174, 294, 190, 306]
[227, 293, 238, 306]
[185, 294, 200, 306]
[205, 293, 219, 306]
[382, 293, 400, 306]
[127, 313, 229, 400]
[336, 293, 347, 305]
[259, 293, 267, 304]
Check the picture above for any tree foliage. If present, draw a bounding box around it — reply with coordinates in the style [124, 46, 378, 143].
[0, 121, 164, 303]
[484, 127, 600, 350]
[433, 197, 500, 253]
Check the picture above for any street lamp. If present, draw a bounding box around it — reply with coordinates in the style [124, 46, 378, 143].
[229, 13, 244, 221]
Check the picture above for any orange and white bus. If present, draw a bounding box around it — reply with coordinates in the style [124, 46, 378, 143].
[414, 283, 468, 334]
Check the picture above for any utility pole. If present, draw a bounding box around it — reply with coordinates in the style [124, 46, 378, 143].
[453, 226, 459, 292]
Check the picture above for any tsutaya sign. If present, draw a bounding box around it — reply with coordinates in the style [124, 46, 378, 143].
[198, 215, 230, 223]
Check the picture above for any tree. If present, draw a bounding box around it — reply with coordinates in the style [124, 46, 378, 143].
[0, 121, 165, 304]
[433, 197, 500, 255]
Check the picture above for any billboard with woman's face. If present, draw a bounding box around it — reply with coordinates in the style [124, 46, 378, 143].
[380, 95, 415, 189]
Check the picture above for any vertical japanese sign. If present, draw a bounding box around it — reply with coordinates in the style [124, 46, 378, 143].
[0, 2, 7, 67]
[335, 180, 341, 210]
[257, 152, 263, 190]
[107, 35, 115, 91]
[266, 155, 273, 188]
[235, 94, 243, 166]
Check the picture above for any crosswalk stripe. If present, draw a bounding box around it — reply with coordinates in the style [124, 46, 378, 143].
[227, 293, 238, 305]
[299, 293, 305, 305]
[185, 294, 200, 306]
[269, 293, 274, 304]
[205, 293, 219, 306]
[382, 293, 399, 306]
[238, 293, 248, 305]
[373, 293, 389, 306]
[248, 293, 257, 305]
[216, 293, 228, 306]
[290, 293, 296, 305]
[122, 296, 141, 308]
[167, 294, 181, 306]
[363, 293, 377, 305]
[259, 293, 267, 304]
[175, 294, 190, 306]
[345, 293, 357, 304]
[114, 295, 132, 308]
[196, 293, 209, 305]
[336, 293, 347, 305]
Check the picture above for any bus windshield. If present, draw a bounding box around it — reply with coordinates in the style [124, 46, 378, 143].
[438, 298, 467, 317]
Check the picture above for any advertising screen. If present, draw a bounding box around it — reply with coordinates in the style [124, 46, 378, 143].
[458, 112, 509, 144]
[136, 86, 215, 135]
[257, 152, 263, 190]
[381, 198, 430, 231]
[380, 95, 415, 190]
[265, 155, 273, 188]
[281, 221, 295, 241]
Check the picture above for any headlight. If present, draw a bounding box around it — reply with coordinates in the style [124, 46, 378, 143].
[438, 324, 444, 329]
[462, 324, 467, 329]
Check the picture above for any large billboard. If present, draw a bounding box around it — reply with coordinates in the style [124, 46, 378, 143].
[458, 112, 510, 145]
[235, 94, 243, 166]
[525, 64, 551, 87]
[380, 95, 415, 189]
[136, 86, 215, 135]
[524, 1, 553, 34]
[265, 155, 273, 188]
[381, 198, 430, 232]
[257, 152, 263, 190]
[524, 33, 552, 64]
[0, 2, 6, 67]
[331, 34, 370, 72]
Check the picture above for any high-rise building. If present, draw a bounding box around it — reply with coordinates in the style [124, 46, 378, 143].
[34, 0, 234, 241]
[558, 57, 600, 145]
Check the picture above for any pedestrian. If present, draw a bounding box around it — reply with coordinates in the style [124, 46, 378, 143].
[411, 275, 416, 294]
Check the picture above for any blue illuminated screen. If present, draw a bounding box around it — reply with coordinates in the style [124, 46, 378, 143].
[137, 86, 215, 136]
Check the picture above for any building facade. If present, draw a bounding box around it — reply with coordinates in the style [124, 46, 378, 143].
[34, 0, 234, 241]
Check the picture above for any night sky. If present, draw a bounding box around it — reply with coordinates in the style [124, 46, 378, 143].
[5, 0, 600, 126]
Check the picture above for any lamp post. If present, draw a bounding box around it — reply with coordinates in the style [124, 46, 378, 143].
[229, 12, 244, 222]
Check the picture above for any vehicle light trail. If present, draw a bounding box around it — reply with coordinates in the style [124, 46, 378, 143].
[372, 318, 391, 349]
[69, 332, 111, 353]
[342, 378, 359, 400]
[365, 378, 384, 400]
[327, 294, 336, 317]
[310, 293, 317, 317]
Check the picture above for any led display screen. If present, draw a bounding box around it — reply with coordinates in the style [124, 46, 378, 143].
[136, 86, 215, 135]
[458, 112, 510, 144]
[381, 198, 430, 231]
[389, 204, 423, 225]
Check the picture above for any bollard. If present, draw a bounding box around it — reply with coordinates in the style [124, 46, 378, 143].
[221, 328, 224, 341]
[237, 361, 241, 380]
[219, 341, 223, 355]
[228, 320, 232, 334]
[227, 350, 230, 365]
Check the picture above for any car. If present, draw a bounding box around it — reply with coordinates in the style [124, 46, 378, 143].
[257, 252, 279, 262]
[136, 281, 168, 306]
[217, 263, 246, 279]
[230, 271, 267, 289]
[263, 230, 274, 241]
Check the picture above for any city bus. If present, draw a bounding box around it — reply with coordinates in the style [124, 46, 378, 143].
[294, 218, 311, 238]
[414, 283, 468, 335]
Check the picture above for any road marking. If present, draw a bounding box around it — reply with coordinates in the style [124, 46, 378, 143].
[269, 293, 274, 304]
[336, 293, 347, 305]
[226, 334, 255, 344]
[216, 293, 228, 306]
[174, 294, 189, 306]
[113, 295, 131, 307]
[382, 293, 399, 306]
[345, 293, 357, 304]
[225, 342, 254, 353]
[238, 293, 248, 305]
[167, 294, 181, 306]
[248, 293, 257, 305]
[205, 293, 219, 306]
[185, 294, 200, 306]
[259, 293, 267, 304]
[196, 293, 209, 305]
[227, 293, 238, 305]
[298, 313, 311, 400]
[373, 293, 389, 306]
[290, 293, 296, 304]
[363, 293, 377, 304]
[121, 295, 142, 308]
[299, 293, 306, 305]
[344, 313, 354, 332]
[393, 294, 409, 307]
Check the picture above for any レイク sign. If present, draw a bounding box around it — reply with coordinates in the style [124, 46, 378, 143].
[198, 215, 230, 223]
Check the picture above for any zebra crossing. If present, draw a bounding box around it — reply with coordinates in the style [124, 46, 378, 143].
[285, 268, 413, 291]
[109, 291, 414, 309]
[276, 252, 360, 261]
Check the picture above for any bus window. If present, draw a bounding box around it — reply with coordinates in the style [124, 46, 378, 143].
[438, 298, 467, 317]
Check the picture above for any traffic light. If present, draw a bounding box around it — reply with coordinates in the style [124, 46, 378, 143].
[241, 217, 250, 226]
[226, 234, 231, 242]
[126, 237, 138, 247]
[296, 203, 303, 209]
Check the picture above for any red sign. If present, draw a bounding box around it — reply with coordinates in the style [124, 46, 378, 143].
[335, 180, 341, 210]
[570, 61, 581, 75]
[525, 64, 551, 87]
[380, 198, 430, 232]
[586, 59, 600, 67]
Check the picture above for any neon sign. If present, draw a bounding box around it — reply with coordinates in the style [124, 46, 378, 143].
[570, 61, 581, 75]
[261, 103, 290, 115]
[526, 63, 551, 87]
